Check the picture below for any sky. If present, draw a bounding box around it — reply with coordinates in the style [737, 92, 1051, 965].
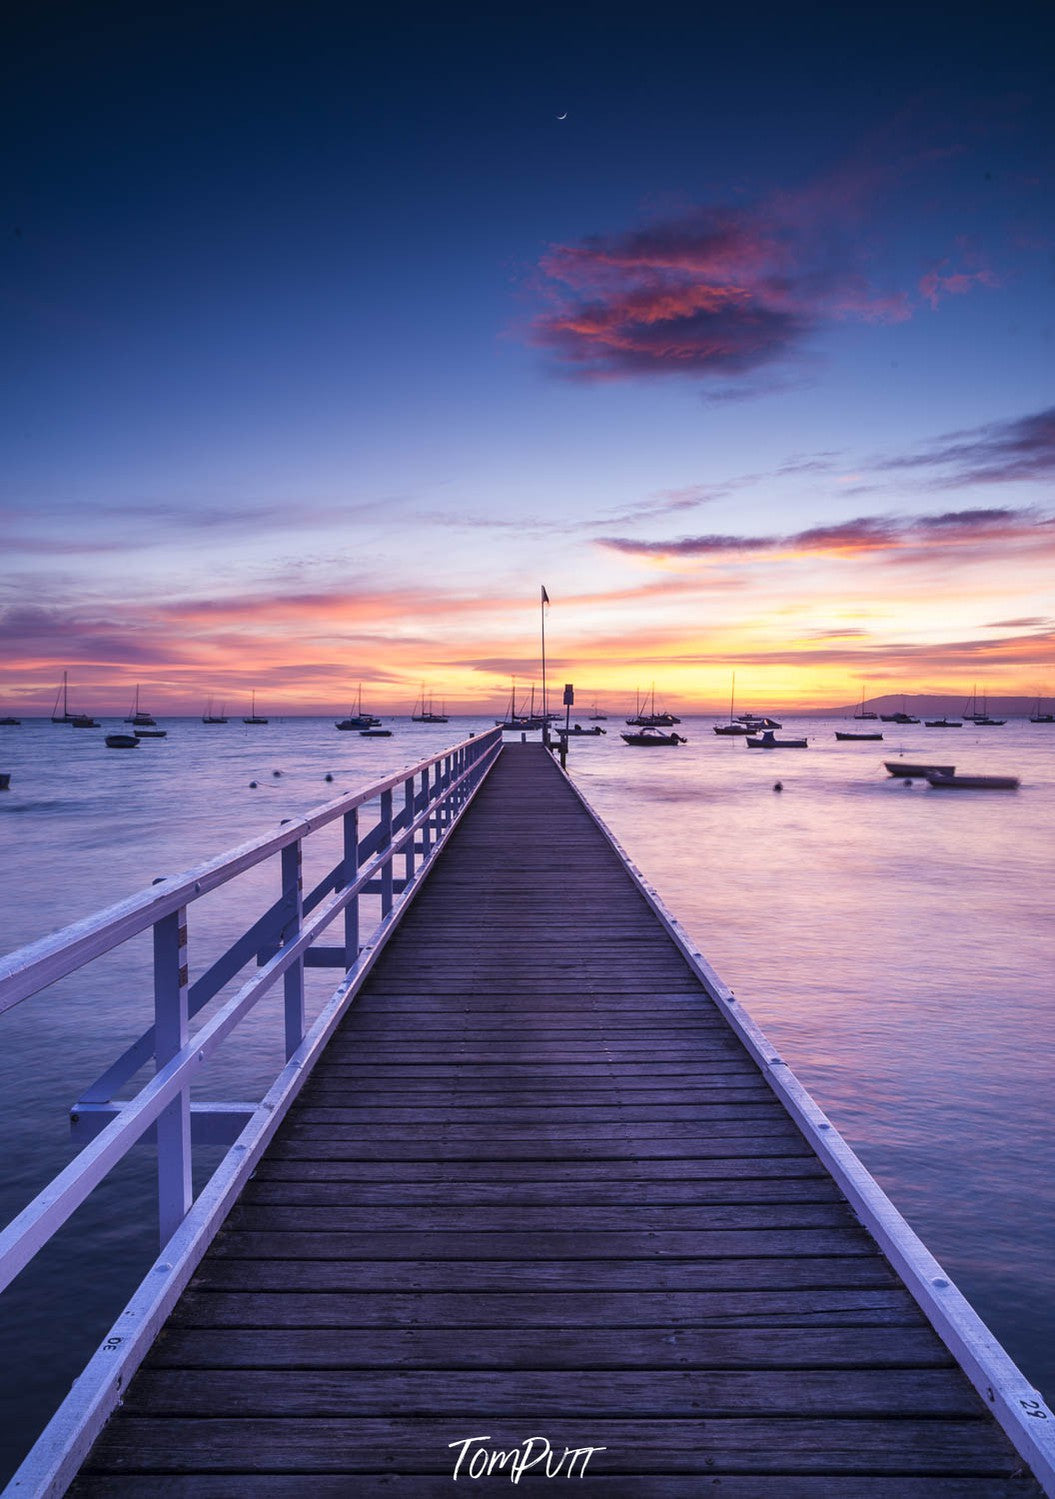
[3, 0, 1054, 715]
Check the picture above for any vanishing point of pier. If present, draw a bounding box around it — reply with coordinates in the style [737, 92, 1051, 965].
[1, 733, 1053, 1494]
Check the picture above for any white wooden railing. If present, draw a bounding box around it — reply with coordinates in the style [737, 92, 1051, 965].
[0, 726, 502, 1286]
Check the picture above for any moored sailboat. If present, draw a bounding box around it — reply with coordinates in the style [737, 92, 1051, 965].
[411, 685, 449, 723]
[336, 683, 380, 730]
[243, 691, 269, 725]
[124, 685, 156, 727]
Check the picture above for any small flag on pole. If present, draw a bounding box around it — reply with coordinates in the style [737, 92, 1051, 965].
[541, 585, 550, 605]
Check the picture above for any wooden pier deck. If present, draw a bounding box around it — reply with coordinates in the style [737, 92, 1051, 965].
[69, 743, 1043, 1495]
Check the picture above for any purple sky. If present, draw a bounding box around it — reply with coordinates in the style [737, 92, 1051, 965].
[3, 2, 1053, 712]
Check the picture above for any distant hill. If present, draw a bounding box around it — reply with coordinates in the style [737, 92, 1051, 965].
[825, 694, 1049, 719]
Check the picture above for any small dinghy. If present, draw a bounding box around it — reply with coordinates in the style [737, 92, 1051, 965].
[746, 730, 807, 748]
[884, 761, 954, 779]
[359, 727, 393, 737]
[105, 733, 140, 749]
[835, 731, 883, 741]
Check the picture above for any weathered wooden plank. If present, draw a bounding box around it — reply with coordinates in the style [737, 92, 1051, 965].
[150, 1324, 953, 1369]
[208, 1226, 878, 1260]
[169, 1286, 924, 1329]
[251, 1155, 829, 1181]
[279, 1116, 799, 1140]
[241, 1177, 842, 1206]
[190, 1255, 902, 1294]
[250, 1155, 829, 1182]
[264, 1135, 817, 1161]
[289, 1104, 785, 1127]
[225, 1202, 856, 1233]
[302, 1078, 769, 1100]
[79, 1416, 1026, 1476]
[124, 1367, 981, 1417]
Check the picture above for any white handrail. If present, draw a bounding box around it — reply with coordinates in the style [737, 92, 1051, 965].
[0, 727, 502, 1288]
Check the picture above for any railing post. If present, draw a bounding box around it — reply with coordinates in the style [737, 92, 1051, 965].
[431, 761, 443, 837]
[153, 908, 191, 1245]
[343, 807, 359, 969]
[380, 788, 394, 916]
[420, 768, 431, 860]
[403, 774, 415, 886]
[281, 839, 304, 1060]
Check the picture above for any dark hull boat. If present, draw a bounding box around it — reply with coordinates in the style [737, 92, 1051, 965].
[926, 772, 1019, 790]
[746, 730, 807, 748]
[621, 727, 686, 746]
[835, 731, 883, 741]
[884, 761, 954, 779]
[105, 734, 140, 749]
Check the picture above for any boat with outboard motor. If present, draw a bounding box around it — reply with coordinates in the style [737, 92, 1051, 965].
[746, 730, 807, 748]
[621, 725, 686, 746]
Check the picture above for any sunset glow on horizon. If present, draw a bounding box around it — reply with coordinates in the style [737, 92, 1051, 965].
[3, 5, 1053, 717]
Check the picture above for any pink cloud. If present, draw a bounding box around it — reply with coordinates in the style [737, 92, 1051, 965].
[530, 182, 912, 380]
[919, 246, 999, 309]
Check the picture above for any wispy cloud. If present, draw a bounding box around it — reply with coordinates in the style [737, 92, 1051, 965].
[918, 239, 999, 309]
[876, 406, 1055, 487]
[598, 506, 1053, 564]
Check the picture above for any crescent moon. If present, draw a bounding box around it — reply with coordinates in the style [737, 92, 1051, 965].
[557, 112, 568, 120]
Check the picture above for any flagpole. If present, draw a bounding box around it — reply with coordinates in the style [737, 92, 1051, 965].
[540, 586, 548, 746]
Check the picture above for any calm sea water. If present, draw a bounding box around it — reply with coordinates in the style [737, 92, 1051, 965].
[0, 711, 1052, 1480]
